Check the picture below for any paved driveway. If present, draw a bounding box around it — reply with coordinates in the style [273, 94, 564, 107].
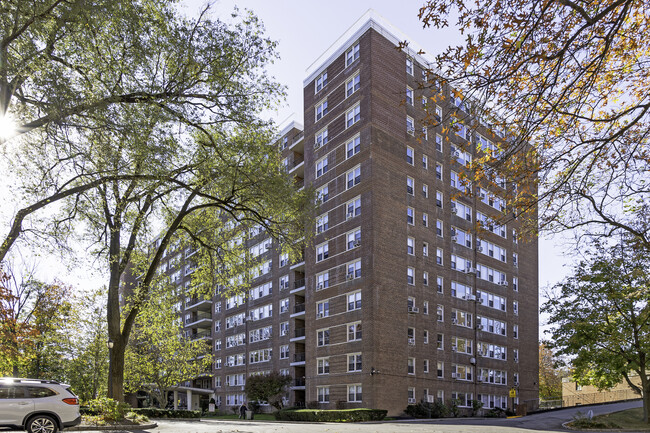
[66, 399, 643, 433]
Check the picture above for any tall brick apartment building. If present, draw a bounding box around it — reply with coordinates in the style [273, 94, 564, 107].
[174, 11, 538, 416]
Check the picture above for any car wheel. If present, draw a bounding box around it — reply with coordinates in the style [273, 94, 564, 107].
[26, 415, 58, 433]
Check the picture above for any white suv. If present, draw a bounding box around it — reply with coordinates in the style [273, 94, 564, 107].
[0, 378, 81, 433]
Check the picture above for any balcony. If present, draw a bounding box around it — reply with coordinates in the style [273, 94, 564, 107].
[290, 377, 306, 390]
[290, 353, 306, 366]
[185, 311, 212, 327]
[185, 298, 212, 312]
[290, 303, 305, 318]
[291, 278, 306, 294]
[189, 331, 212, 341]
[290, 327, 306, 342]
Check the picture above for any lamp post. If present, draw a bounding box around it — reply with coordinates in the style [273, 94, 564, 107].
[107, 339, 114, 398]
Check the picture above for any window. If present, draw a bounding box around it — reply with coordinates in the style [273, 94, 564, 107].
[347, 229, 361, 250]
[437, 276, 443, 293]
[407, 357, 415, 374]
[280, 298, 289, 314]
[347, 196, 361, 218]
[315, 128, 328, 148]
[316, 156, 329, 177]
[423, 271, 429, 286]
[407, 237, 415, 255]
[436, 191, 443, 208]
[407, 207, 414, 225]
[315, 71, 328, 93]
[407, 176, 414, 195]
[348, 322, 362, 341]
[317, 185, 329, 202]
[346, 135, 361, 158]
[317, 329, 330, 346]
[424, 359, 430, 373]
[348, 384, 362, 402]
[279, 275, 289, 290]
[423, 242, 429, 256]
[347, 259, 362, 279]
[408, 387, 416, 403]
[282, 136, 288, 149]
[422, 127, 428, 140]
[316, 242, 329, 262]
[435, 163, 442, 180]
[315, 100, 328, 121]
[513, 324, 519, 339]
[280, 253, 289, 267]
[280, 322, 289, 336]
[347, 291, 361, 311]
[280, 345, 289, 359]
[436, 248, 443, 265]
[422, 184, 428, 198]
[346, 166, 361, 188]
[513, 277, 519, 291]
[513, 301, 519, 315]
[406, 57, 413, 75]
[317, 386, 330, 403]
[317, 301, 329, 318]
[406, 87, 413, 105]
[422, 154, 428, 169]
[437, 333, 444, 349]
[316, 213, 329, 233]
[407, 116, 415, 135]
[435, 133, 443, 152]
[317, 357, 330, 374]
[346, 42, 360, 66]
[406, 146, 414, 164]
[436, 220, 443, 237]
[346, 104, 361, 127]
[452, 309, 473, 328]
[348, 353, 362, 372]
[437, 305, 444, 322]
[407, 267, 415, 285]
[435, 105, 443, 122]
[437, 361, 444, 378]
[316, 271, 329, 290]
[346, 73, 360, 97]
[424, 329, 429, 342]
[422, 213, 429, 227]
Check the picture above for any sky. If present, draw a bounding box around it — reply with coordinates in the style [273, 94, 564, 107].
[1, 0, 572, 333]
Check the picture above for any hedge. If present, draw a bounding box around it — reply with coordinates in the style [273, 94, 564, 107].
[129, 408, 202, 418]
[274, 408, 387, 422]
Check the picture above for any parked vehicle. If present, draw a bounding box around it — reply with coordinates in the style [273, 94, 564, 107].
[0, 378, 81, 433]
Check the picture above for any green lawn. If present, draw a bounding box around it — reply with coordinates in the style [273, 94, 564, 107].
[594, 407, 649, 430]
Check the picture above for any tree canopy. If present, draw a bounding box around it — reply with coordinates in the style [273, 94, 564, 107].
[417, 0, 650, 247]
[543, 238, 650, 422]
[244, 371, 292, 410]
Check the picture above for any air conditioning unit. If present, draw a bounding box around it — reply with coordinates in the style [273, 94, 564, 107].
[514, 381, 520, 386]
[451, 345, 457, 352]
[347, 210, 354, 218]
[477, 324, 484, 330]
[498, 281, 509, 287]
[467, 294, 476, 301]
[354, 241, 361, 247]
[408, 338, 415, 346]
[408, 306, 419, 313]
[317, 283, 324, 290]
[408, 398, 416, 404]
[451, 204, 457, 213]
[317, 312, 324, 318]
[347, 273, 354, 280]
[514, 356, 519, 363]
[452, 318, 458, 325]
[451, 373, 458, 379]
[479, 192, 487, 199]
[513, 262, 518, 268]
[314, 142, 322, 149]
[451, 235, 458, 242]
[452, 150, 460, 158]
[476, 246, 483, 252]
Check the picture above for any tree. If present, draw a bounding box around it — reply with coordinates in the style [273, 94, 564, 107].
[0, 263, 73, 377]
[417, 0, 650, 248]
[124, 286, 212, 407]
[542, 238, 650, 422]
[244, 371, 292, 410]
[539, 343, 563, 401]
[1, 0, 314, 402]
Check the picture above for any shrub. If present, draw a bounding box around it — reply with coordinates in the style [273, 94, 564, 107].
[274, 408, 387, 422]
[85, 398, 131, 422]
[448, 399, 460, 418]
[485, 407, 506, 418]
[130, 408, 201, 419]
[405, 401, 448, 418]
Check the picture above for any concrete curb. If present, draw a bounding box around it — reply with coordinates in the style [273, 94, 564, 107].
[66, 422, 158, 431]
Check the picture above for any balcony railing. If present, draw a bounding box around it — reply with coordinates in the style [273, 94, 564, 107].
[190, 331, 211, 340]
[293, 353, 306, 362]
[293, 378, 306, 387]
[294, 328, 305, 338]
[293, 303, 305, 314]
[294, 279, 305, 289]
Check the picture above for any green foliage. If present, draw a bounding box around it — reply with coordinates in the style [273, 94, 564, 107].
[539, 342, 564, 400]
[569, 411, 619, 429]
[405, 401, 449, 418]
[244, 371, 292, 410]
[130, 408, 201, 419]
[274, 408, 387, 422]
[470, 399, 483, 416]
[85, 398, 131, 422]
[543, 238, 650, 421]
[448, 399, 460, 417]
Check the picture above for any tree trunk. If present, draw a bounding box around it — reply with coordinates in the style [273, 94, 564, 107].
[107, 337, 125, 402]
[644, 390, 650, 424]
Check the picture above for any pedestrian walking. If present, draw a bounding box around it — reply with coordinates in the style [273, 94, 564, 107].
[239, 402, 248, 419]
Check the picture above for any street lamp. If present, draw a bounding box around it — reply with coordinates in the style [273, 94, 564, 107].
[107, 339, 114, 349]
[107, 339, 114, 398]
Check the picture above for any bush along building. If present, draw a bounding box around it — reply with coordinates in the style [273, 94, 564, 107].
[164, 11, 538, 416]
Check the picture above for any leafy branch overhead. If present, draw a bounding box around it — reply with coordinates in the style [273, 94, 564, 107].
[417, 0, 650, 247]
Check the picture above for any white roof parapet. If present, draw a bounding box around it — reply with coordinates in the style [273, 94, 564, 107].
[304, 9, 436, 86]
[278, 118, 304, 137]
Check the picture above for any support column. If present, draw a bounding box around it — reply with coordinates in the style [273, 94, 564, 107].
[187, 390, 193, 410]
[173, 390, 178, 410]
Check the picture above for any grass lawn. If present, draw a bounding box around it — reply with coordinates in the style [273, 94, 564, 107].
[201, 413, 276, 421]
[594, 407, 649, 430]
